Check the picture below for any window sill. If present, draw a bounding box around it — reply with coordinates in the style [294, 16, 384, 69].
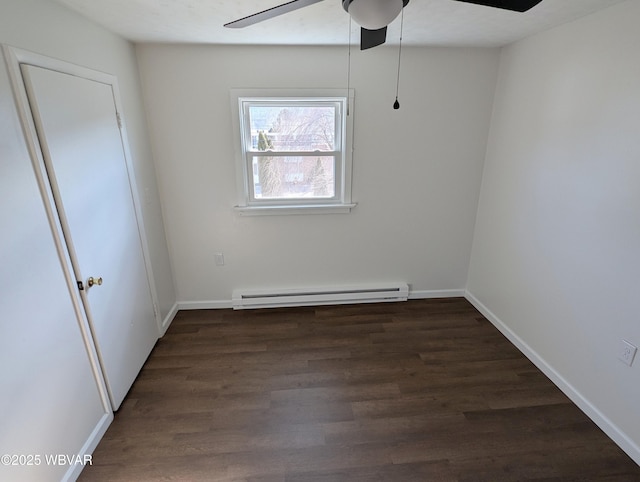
[234, 203, 357, 216]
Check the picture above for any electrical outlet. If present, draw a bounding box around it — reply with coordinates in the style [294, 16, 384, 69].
[214, 252, 225, 266]
[618, 339, 637, 366]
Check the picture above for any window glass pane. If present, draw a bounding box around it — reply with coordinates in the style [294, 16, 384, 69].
[248, 105, 336, 151]
[251, 156, 335, 199]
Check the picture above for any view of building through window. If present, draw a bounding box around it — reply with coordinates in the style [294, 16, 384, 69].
[248, 104, 338, 200]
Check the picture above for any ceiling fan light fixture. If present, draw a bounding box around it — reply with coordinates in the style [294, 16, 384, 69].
[345, 0, 404, 30]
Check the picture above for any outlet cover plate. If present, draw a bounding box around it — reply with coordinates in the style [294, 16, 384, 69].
[618, 339, 637, 366]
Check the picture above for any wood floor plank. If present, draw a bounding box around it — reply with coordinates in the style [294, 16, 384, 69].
[79, 299, 640, 481]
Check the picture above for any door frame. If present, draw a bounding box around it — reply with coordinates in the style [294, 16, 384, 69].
[3, 45, 163, 336]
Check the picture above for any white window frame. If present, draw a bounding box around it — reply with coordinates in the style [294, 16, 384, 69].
[231, 89, 356, 216]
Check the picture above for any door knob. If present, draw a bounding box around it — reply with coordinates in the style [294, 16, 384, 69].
[88, 276, 103, 287]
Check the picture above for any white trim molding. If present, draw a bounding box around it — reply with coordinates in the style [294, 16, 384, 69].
[177, 300, 234, 311]
[160, 302, 180, 335]
[409, 289, 466, 299]
[234, 203, 356, 216]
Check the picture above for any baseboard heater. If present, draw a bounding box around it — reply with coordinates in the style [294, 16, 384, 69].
[232, 283, 409, 310]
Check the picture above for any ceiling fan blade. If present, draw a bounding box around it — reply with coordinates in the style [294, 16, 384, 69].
[360, 26, 387, 50]
[224, 0, 324, 28]
[453, 0, 543, 12]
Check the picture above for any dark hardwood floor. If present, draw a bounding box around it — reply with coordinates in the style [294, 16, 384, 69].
[79, 298, 640, 481]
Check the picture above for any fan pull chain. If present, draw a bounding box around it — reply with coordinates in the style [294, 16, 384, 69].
[394, 8, 404, 110]
[347, 15, 352, 116]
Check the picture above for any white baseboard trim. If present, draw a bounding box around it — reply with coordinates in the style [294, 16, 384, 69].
[409, 289, 465, 299]
[465, 290, 640, 466]
[160, 302, 179, 335]
[65, 412, 113, 481]
[177, 300, 234, 310]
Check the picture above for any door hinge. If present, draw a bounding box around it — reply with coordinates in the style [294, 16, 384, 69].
[77, 280, 85, 291]
[116, 112, 122, 129]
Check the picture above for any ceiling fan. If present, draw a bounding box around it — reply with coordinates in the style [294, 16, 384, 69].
[224, 0, 544, 50]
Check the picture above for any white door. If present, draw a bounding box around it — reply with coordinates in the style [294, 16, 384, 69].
[21, 64, 159, 409]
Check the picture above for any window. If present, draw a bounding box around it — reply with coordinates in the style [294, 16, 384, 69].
[231, 89, 355, 215]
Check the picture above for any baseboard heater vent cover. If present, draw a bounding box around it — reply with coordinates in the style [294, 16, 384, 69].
[232, 283, 409, 310]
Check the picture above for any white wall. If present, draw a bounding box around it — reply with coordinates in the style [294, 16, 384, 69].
[136, 44, 499, 305]
[467, 0, 640, 463]
[0, 0, 176, 321]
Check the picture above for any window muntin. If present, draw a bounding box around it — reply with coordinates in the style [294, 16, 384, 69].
[234, 93, 352, 212]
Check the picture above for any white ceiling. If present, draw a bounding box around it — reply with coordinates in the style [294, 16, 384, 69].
[53, 0, 626, 47]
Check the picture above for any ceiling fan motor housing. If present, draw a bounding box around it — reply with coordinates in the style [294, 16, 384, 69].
[342, 0, 409, 30]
